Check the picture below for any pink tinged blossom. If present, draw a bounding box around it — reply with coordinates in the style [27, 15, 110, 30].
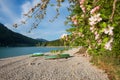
[89, 21, 95, 26]
[71, 15, 76, 21]
[91, 27, 96, 33]
[104, 25, 114, 36]
[96, 6, 100, 10]
[97, 17, 102, 22]
[79, 0, 86, 13]
[105, 42, 112, 50]
[79, 0, 85, 5]
[94, 31, 98, 35]
[89, 13, 102, 26]
[90, 9, 96, 14]
[80, 5, 86, 13]
[95, 13, 102, 21]
[71, 15, 78, 25]
[108, 26, 114, 35]
[73, 20, 78, 25]
[82, 7, 86, 13]
[104, 38, 113, 50]
[90, 6, 100, 14]
[95, 34, 99, 40]
[98, 39, 102, 45]
[109, 30, 113, 36]
[104, 28, 109, 34]
[90, 26, 94, 31]
[80, 5, 84, 8]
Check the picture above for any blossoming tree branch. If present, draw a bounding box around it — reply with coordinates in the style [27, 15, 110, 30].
[66, 0, 120, 54]
[13, 0, 120, 54]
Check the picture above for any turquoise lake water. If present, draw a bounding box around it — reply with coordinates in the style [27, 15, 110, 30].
[0, 47, 64, 59]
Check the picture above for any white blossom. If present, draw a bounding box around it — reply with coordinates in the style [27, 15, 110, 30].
[71, 15, 78, 25]
[89, 13, 102, 26]
[73, 20, 78, 25]
[105, 42, 112, 50]
[90, 26, 94, 31]
[90, 26, 96, 33]
[60, 34, 68, 39]
[79, 0, 86, 13]
[95, 34, 99, 40]
[104, 25, 114, 36]
[94, 31, 98, 35]
[98, 39, 102, 45]
[104, 28, 109, 34]
[104, 38, 113, 50]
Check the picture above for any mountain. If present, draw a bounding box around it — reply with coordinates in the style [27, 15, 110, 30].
[47, 39, 64, 46]
[0, 23, 43, 47]
[36, 38, 48, 42]
[35, 38, 65, 46]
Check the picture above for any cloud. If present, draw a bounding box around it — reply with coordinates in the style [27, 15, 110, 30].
[21, 0, 41, 15]
[0, 1, 20, 31]
[0, 1, 18, 23]
[32, 0, 41, 6]
[18, 0, 42, 27]
[21, 1, 32, 15]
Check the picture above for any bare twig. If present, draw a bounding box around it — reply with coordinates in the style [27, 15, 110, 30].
[110, 0, 117, 22]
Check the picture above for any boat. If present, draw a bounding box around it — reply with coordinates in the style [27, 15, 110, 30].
[31, 53, 44, 57]
[45, 54, 70, 59]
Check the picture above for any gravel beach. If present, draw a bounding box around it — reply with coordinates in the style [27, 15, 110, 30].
[0, 48, 109, 80]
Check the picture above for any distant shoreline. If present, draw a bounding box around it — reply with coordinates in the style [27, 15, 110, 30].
[0, 47, 66, 59]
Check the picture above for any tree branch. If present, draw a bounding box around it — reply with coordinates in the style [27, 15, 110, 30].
[110, 0, 117, 22]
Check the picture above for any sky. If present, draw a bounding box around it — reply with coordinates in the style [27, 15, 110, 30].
[0, 0, 70, 41]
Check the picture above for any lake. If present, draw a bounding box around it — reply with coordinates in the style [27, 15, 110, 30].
[0, 47, 65, 59]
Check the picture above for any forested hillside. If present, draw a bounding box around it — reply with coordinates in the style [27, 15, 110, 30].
[0, 23, 42, 46]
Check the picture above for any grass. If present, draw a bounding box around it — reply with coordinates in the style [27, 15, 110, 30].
[90, 51, 120, 80]
[50, 47, 70, 54]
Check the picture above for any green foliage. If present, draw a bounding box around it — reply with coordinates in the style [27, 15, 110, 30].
[66, 0, 120, 80]
[65, 0, 120, 54]
[112, 23, 120, 59]
[36, 39, 64, 46]
[46, 39, 64, 46]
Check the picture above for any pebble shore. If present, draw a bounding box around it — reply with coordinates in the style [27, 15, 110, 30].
[0, 48, 109, 80]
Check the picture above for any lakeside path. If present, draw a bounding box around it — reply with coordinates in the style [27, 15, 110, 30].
[0, 48, 109, 80]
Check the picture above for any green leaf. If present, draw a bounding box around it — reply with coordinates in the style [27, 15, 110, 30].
[103, 37, 109, 42]
[79, 28, 83, 32]
[112, 23, 117, 27]
[100, 13, 108, 19]
[99, 28, 104, 33]
[101, 22, 107, 28]
[86, 5, 92, 11]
